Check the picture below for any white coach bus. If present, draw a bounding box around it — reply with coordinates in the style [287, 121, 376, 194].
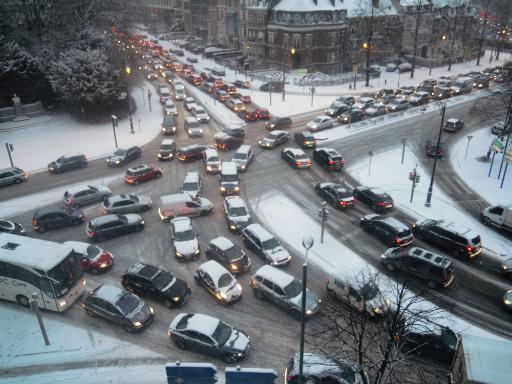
[0, 233, 86, 311]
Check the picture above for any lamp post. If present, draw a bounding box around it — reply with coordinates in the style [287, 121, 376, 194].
[429, 35, 447, 76]
[125, 65, 134, 134]
[282, 47, 296, 102]
[298, 235, 314, 384]
[425, 103, 446, 207]
[111, 115, 118, 148]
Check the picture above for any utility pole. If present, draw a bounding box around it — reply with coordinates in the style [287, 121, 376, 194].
[29, 293, 50, 345]
[5, 143, 14, 167]
[409, 164, 420, 203]
[111, 115, 118, 148]
[425, 103, 446, 207]
[318, 202, 329, 244]
[401, 138, 406, 164]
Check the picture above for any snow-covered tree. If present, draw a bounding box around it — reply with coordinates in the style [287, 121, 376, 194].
[51, 47, 121, 118]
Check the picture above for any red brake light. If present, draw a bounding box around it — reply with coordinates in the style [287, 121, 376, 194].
[339, 201, 346, 206]
[328, 160, 335, 165]
[287, 375, 297, 383]
[467, 245, 473, 253]
[377, 201, 386, 206]
[395, 238, 401, 245]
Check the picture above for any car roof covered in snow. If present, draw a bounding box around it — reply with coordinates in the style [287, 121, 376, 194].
[210, 236, 235, 251]
[199, 260, 233, 283]
[172, 313, 221, 337]
[244, 223, 273, 242]
[225, 196, 247, 209]
[254, 265, 294, 286]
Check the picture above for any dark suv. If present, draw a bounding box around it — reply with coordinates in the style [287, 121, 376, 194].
[48, 154, 88, 174]
[266, 116, 292, 130]
[294, 131, 316, 149]
[412, 219, 482, 259]
[360, 214, 413, 247]
[353, 186, 394, 212]
[107, 146, 142, 167]
[381, 246, 455, 288]
[121, 263, 191, 307]
[177, 144, 207, 162]
[86, 213, 144, 241]
[32, 206, 85, 232]
[205, 236, 251, 275]
[312, 148, 344, 171]
[401, 323, 458, 363]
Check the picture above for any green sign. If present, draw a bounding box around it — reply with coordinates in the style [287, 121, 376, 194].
[492, 138, 505, 153]
[297, 68, 308, 76]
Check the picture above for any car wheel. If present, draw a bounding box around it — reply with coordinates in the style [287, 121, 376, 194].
[175, 339, 187, 350]
[134, 225, 143, 232]
[36, 226, 46, 233]
[290, 309, 301, 321]
[327, 288, 337, 300]
[72, 203, 81, 208]
[80, 162, 87, 168]
[85, 308, 96, 317]
[482, 216, 491, 226]
[140, 205, 150, 212]
[134, 180, 139, 185]
[14, 178, 21, 184]
[16, 295, 29, 307]
[123, 325, 134, 333]
[223, 354, 237, 363]
[254, 289, 263, 299]
[73, 219, 82, 226]
[164, 299, 174, 308]
[156, 172, 162, 178]
[96, 235, 105, 242]
[385, 263, 395, 272]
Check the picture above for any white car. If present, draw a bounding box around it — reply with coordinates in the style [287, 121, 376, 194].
[185, 116, 203, 137]
[180, 171, 201, 198]
[223, 196, 252, 232]
[194, 260, 242, 304]
[184, 97, 196, 111]
[203, 148, 221, 174]
[193, 105, 210, 123]
[306, 116, 334, 132]
[164, 100, 178, 116]
[170, 217, 200, 260]
[365, 103, 387, 117]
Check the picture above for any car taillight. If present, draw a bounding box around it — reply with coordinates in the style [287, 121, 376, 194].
[340, 201, 346, 206]
[377, 201, 386, 206]
[287, 375, 297, 383]
[66, 198, 73, 204]
[467, 245, 473, 253]
[328, 160, 335, 165]
[395, 238, 401, 245]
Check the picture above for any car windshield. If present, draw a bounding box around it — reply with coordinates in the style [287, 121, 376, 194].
[113, 149, 126, 156]
[224, 245, 244, 261]
[267, 133, 278, 140]
[233, 153, 247, 160]
[229, 206, 247, 216]
[175, 229, 196, 241]
[283, 279, 302, 298]
[151, 270, 175, 290]
[262, 237, 280, 250]
[56, 156, 65, 163]
[161, 144, 174, 150]
[46, 251, 84, 298]
[208, 156, 220, 162]
[440, 328, 458, 349]
[188, 121, 200, 128]
[360, 283, 379, 300]
[182, 182, 198, 191]
[85, 245, 101, 259]
[212, 320, 232, 346]
[218, 273, 234, 288]
[222, 174, 238, 183]
[116, 293, 140, 315]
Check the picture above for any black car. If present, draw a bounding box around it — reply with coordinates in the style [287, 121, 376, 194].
[285, 353, 366, 384]
[82, 284, 154, 333]
[324, 103, 350, 117]
[266, 116, 292, 130]
[222, 126, 246, 140]
[0, 219, 26, 235]
[380, 246, 455, 288]
[168, 313, 250, 363]
[48, 154, 88, 174]
[106, 146, 142, 167]
[294, 131, 316, 149]
[121, 263, 191, 307]
[353, 186, 394, 212]
[177, 144, 207, 162]
[206, 236, 251, 275]
[360, 214, 413, 247]
[412, 219, 482, 259]
[186, 56, 198, 63]
[338, 109, 364, 124]
[86, 213, 144, 241]
[32, 206, 85, 232]
[312, 148, 344, 171]
[401, 323, 458, 363]
[233, 80, 250, 89]
[314, 182, 355, 209]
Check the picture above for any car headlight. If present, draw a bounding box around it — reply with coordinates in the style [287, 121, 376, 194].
[199, 129, 203, 133]
[373, 307, 382, 314]
[220, 186, 226, 191]
[236, 283, 242, 291]
[149, 307, 154, 314]
[230, 224, 237, 230]
[172, 296, 181, 302]
[99, 262, 109, 269]
[194, 249, 200, 255]
[207, 165, 212, 171]
[115, 160, 120, 164]
[59, 300, 67, 307]
[234, 186, 240, 191]
[188, 130, 192, 134]
[306, 309, 313, 315]
[502, 265, 508, 271]
[176, 252, 182, 257]
[240, 165, 246, 170]
[133, 321, 142, 327]
[230, 264, 238, 271]
[220, 292, 228, 299]
[505, 299, 511, 305]
[158, 154, 162, 158]
[140, 220, 144, 225]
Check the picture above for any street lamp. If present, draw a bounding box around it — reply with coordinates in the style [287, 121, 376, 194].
[425, 103, 446, 207]
[111, 115, 118, 148]
[125, 65, 134, 134]
[429, 35, 447, 76]
[282, 47, 297, 102]
[298, 235, 314, 384]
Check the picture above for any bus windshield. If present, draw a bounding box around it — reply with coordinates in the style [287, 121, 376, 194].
[47, 251, 84, 298]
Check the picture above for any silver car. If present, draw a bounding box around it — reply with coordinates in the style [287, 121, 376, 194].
[306, 116, 334, 132]
[0, 167, 27, 186]
[101, 194, 152, 214]
[63, 185, 111, 207]
[194, 260, 242, 304]
[193, 105, 210, 123]
[170, 217, 200, 260]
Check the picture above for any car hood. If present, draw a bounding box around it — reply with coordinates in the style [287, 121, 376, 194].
[196, 113, 209, 119]
[223, 328, 250, 352]
[163, 278, 190, 297]
[126, 302, 152, 322]
[261, 137, 276, 144]
[124, 214, 143, 225]
[183, 190, 200, 199]
[290, 290, 320, 310]
[219, 280, 242, 299]
[175, 239, 199, 255]
[108, 155, 123, 162]
[198, 198, 213, 209]
[264, 246, 290, 263]
[229, 215, 251, 225]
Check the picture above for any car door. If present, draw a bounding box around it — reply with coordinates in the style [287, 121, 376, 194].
[325, 187, 337, 204]
[69, 157, 80, 170]
[348, 285, 364, 312]
[261, 279, 277, 303]
[82, 188, 98, 205]
[272, 284, 288, 309]
[189, 331, 218, 357]
[113, 200, 132, 214]
[104, 302, 125, 326]
[0, 172, 10, 186]
[55, 212, 70, 228]
[203, 272, 217, 297]
[109, 220, 125, 237]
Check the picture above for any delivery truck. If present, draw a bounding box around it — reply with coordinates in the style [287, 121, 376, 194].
[481, 205, 512, 233]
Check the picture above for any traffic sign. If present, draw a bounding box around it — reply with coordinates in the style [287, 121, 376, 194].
[492, 137, 505, 153]
[297, 68, 308, 76]
[368, 150, 374, 157]
[353, 64, 359, 74]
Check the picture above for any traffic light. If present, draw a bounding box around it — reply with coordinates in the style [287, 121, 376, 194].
[8, 143, 14, 152]
[415, 175, 420, 183]
[408, 171, 416, 181]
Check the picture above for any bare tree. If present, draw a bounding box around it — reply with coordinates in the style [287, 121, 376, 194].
[477, 0, 492, 66]
[355, 0, 380, 87]
[309, 270, 449, 384]
[405, 0, 430, 79]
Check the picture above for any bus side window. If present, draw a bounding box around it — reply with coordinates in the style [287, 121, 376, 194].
[6, 264, 41, 288]
[39, 278, 55, 298]
[0, 261, 7, 276]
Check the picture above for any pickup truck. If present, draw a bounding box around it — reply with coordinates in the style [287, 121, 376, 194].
[481, 205, 512, 233]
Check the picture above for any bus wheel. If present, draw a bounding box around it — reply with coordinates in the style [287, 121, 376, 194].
[16, 295, 29, 307]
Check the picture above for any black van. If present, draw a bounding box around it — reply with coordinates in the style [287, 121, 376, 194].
[294, 131, 316, 149]
[215, 132, 243, 151]
[266, 116, 292, 130]
[48, 154, 88, 174]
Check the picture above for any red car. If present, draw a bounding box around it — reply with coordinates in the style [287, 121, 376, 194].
[124, 164, 162, 185]
[233, 93, 251, 104]
[238, 110, 258, 122]
[256, 108, 271, 120]
[64, 241, 114, 274]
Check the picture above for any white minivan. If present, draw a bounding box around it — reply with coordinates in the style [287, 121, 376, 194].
[220, 162, 239, 195]
[158, 194, 213, 221]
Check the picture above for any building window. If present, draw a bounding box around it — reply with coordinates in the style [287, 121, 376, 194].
[305, 34, 312, 48]
[284, 33, 289, 47]
[268, 32, 274, 44]
[293, 34, 301, 48]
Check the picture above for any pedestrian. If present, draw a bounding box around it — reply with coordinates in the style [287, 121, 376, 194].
[486, 148, 491, 159]
[384, 79, 387, 86]
[349, 84, 352, 90]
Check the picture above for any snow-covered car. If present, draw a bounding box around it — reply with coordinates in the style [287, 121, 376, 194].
[281, 148, 312, 168]
[385, 63, 398, 72]
[192, 105, 210, 123]
[0, 219, 25, 235]
[168, 313, 250, 362]
[164, 100, 178, 115]
[387, 98, 410, 112]
[258, 130, 289, 149]
[352, 97, 375, 111]
[185, 116, 203, 137]
[159, 86, 171, 103]
[101, 194, 152, 214]
[194, 260, 242, 304]
[203, 148, 221, 174]
[306, 115, 334, 132]
[184, 97, 196, 111]
[170, 217, 200, 260]
[180, 171, 201, 198]
[63, 184, 111, 207]
[223, 196, 252, 233]
[398, 62, 412, 72]
[364, 103, 387, 117]
[63, 241, 114, 274]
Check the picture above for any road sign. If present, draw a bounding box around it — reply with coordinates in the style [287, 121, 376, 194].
[368, 150, 374, 157]
[353, 64, 359, 74]
[492, 137, 505, 153]
[297, 68, 308, 76]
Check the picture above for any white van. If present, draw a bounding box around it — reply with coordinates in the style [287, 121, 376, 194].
[232, 145, 253, 172]
[158, 194, 213, 221]
[220, 162, 239, 195]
